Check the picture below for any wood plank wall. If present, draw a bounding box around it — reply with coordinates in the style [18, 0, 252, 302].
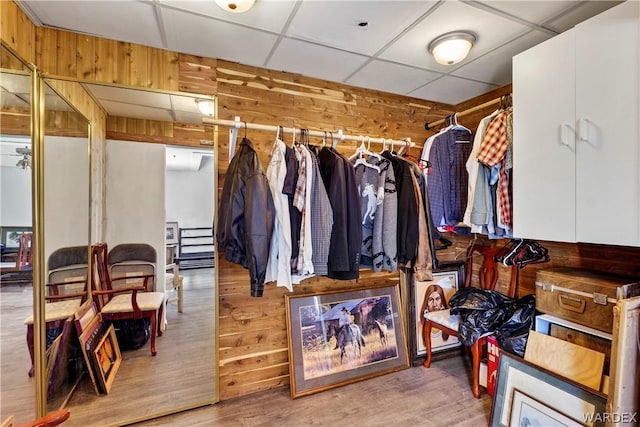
[4, 1, 639, 403]
[209, 58, 456, 400]
[1, 1, 36, 65]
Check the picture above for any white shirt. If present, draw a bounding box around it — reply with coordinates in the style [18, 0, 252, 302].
[264, 138, 293, 291]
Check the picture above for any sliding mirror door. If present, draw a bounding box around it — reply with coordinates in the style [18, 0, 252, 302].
[0, 44, 35, 424]
[41, 78, 90, 413]
[61, 83, 217, 426]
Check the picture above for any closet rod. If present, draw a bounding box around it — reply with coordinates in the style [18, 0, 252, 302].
[424, 96, 503, 131]
[203, 117, 415, 147]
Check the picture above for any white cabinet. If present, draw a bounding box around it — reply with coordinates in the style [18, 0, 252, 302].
[513, 1, 639, 247]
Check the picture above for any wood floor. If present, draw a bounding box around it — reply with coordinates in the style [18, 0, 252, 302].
[131, 355, 493, 427]
[1, 268, 217, 427]
[2, 268, 493, 426]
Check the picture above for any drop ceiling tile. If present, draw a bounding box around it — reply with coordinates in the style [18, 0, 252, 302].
[86, 85, 172, 109]
[267, 38, 370, 83]
[24, 1, 164, 49]
[174, 111, 207, 125]
[380, 0, 529, 72]
[543, 1, 623, 33]
[346, 60, 441, 95]
[410, 75, 497, 105]
[162, 8, 278, 67]
[171, 94, 203, 114]
[0, 92, 30, 110]
[452, 30, 551, 85]
[286, 1, 437, 56]
[99, 100, 174, 122]
[476, 1, 578, 27]
[158, 0, 296, 32]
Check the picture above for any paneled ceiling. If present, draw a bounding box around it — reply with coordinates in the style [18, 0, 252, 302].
[18, 0, 622, 106]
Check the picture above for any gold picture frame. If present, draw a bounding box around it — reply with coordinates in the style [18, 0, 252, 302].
[285, 283, 409, 399]
[90, 325, 121, 394]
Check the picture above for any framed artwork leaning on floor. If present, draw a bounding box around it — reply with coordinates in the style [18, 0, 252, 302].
[285, 283, 409, 398]
[410, 261, 465, 363]
[490, 352, 607, 427]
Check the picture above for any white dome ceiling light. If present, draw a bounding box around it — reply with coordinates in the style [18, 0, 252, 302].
[215, 0, 255, 13]
[196, 98, 216, 117]
[428, 31, 477, 66]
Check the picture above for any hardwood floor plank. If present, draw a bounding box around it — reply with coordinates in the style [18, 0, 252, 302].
[131, 355, 492, 426]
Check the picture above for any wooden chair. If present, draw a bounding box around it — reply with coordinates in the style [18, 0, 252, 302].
[1, 409, 70, 427]
[16, 232, 33, 271]
[422, 244, 519, 398]
[164, 244, 183, 313]
[24, 246, 89, 377]
[90, 243, 165, 356]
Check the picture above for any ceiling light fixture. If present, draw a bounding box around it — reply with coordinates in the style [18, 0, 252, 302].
[428, 31, 477, 65]
[196, 99, 216, 117]
[214, 0, 255, 13]
[16, 155, 31, 170]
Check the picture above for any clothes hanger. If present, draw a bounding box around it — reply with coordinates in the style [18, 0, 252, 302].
[353, 154, 381, 173]
[366, 136, 383, 159]
[322, 131, 327, 148]
[380, 138, 388, 154]
[271, 125, 284, 153]
[349, 136, 367, 160]
[331, 129, 342, 149]
[449, 113, 471, 143]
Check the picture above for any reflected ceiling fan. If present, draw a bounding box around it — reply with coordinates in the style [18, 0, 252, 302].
[1, 146, 32, 169]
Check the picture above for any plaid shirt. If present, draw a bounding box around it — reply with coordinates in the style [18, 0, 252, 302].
[477, 111, 512, 227]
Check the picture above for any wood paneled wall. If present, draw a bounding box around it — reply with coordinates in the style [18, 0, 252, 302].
[1, 1, 36, 65]
[34, 28, 179, 91]
[207, 59, 455, 400]
[5, 2, 639, 404]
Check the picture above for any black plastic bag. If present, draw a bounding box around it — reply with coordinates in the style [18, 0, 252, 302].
[110, 318, 151, 351]
[495, 294, 536, 357]
[449, 287, 516, 346]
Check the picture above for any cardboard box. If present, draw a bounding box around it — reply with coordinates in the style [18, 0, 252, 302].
[487, 335, 500, 396]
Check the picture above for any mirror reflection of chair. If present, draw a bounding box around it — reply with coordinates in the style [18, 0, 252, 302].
[90, 243, 165, 356]
[16, 232, 33, 271]
[422, 244, 519, 398]
[24, 245, 89, 377]
[164, 244, 183, 313]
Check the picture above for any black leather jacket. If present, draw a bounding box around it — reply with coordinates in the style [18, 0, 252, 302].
[217, 138, 275, 297]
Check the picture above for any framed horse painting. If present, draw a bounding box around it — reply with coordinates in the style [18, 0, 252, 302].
[285, 283, 409, 398]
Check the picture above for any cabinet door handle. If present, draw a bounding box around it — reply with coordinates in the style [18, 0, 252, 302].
[577, 117, 590, 143]
[559, 123, 575, 151]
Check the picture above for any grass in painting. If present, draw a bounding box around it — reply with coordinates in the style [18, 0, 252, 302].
[301, 326, 398, 380]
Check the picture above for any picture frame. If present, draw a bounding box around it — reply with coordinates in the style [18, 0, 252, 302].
[410, 260, 465, 363]
[285, 283, 409, 399]
[490, 352, 607, 427]
[90, 324, 122, 394]
[165, 221, 178, 245]
[75, 302, 103, 395]
[1, 226, 31, 250]
[510, 389, 583, 427]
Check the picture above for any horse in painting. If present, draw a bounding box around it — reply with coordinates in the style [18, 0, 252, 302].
[326, 323, 365, 363]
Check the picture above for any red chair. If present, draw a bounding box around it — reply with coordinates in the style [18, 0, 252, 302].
[422, 244, 518, 398]
[2, 408, 70, 427]
[16, 232, 32, 271]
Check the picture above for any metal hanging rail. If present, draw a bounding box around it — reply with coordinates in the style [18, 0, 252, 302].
[424, 96, 507, 131]
[203, 116, 414, 148]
